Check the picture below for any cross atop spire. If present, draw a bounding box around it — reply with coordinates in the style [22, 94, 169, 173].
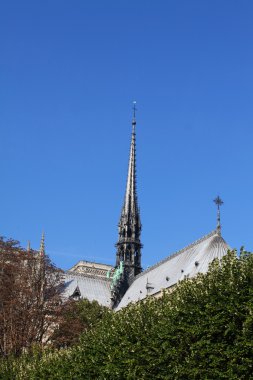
[213, 196, 224, 235]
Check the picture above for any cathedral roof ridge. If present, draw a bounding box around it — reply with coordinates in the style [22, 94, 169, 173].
[135, 229, 220, 279]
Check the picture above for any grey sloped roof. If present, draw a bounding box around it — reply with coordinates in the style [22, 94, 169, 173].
[117, 230, 229, 310]
[63, 272, 111, 307]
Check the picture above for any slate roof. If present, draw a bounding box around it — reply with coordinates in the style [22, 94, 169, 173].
[63, 272, 112, 307]
[117, 230, 229, 310]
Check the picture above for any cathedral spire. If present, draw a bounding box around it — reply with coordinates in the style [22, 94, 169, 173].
[39, 232, 45, 256]
[114, 104, 142, 299]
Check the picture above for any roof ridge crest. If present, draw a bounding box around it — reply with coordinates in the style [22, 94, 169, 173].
[135, 230, 218, 279]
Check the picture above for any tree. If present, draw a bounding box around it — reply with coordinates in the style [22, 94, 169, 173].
[50, 298, 110, 348]
[0, 236, 63, 357]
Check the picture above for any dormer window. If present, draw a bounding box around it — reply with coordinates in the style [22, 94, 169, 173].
[70, 286, 81, 301]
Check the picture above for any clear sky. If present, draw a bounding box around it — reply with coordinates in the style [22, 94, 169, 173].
[1, 1, 253, 270]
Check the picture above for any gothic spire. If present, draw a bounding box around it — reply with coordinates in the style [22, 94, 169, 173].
[39, 232, 45, 256]
[114, 104, 142, 302]
[27, 240, 31, 253]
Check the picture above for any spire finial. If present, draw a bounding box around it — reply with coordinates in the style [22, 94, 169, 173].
[27, 240, 31, 252]
[132, 101, 137, 127]
[213, 196, 223, 235]
[39, 231, 45, 256]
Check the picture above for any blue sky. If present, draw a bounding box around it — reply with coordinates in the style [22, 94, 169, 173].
[1, 1, 253, 270]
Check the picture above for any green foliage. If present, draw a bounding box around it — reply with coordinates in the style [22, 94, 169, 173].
[2, 249, 253, 379]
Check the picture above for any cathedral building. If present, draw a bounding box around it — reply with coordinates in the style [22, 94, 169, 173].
[64, 111, 229, 309]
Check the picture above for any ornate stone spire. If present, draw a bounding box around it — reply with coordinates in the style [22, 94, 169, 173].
[39, 232, 45, 256]
[213, 196, 224, 236]
[115, 103, 142, 284]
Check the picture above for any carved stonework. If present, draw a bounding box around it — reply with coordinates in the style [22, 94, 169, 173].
[69, 261, 114, 279]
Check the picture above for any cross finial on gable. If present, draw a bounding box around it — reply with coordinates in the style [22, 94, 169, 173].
[213, 196, 224, 235]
